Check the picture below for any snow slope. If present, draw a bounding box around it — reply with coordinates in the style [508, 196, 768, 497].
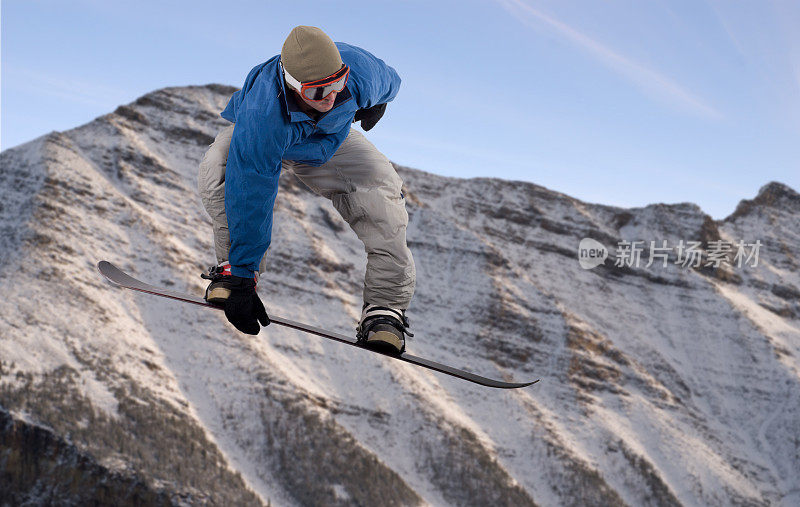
[1, 84, 798, 506]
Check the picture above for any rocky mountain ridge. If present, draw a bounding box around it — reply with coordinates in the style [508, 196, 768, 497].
[1, 84, 798, 506]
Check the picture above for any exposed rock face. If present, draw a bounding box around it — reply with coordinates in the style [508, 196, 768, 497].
[0, 84, 798, 506]
[1, 406, 172, 506]
[727, 181, 800, 223]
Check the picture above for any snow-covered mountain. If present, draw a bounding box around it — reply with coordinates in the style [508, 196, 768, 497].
[1, 84, 798, 506]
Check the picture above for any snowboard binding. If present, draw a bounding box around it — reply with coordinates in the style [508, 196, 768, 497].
[357, 304, 413, 355]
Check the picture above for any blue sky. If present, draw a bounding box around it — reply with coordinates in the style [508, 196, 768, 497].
[2, 0, 798, 219]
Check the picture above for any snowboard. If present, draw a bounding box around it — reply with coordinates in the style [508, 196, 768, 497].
[97, 261, 538, 389]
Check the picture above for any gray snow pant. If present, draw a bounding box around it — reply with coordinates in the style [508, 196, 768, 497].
[197, 124, 415, 310]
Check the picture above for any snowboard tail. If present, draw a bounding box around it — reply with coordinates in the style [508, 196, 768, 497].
[97, 261, 538, 389]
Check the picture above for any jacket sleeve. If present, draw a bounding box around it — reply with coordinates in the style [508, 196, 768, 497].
[345, 44, 401, 109]
[224, 111, 287, 278]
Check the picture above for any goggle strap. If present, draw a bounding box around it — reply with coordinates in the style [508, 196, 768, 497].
[281, 62, 304, 92]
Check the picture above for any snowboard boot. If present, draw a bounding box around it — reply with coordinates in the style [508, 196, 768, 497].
[357, 303, 413, 354]
[200, 261, 234, 305]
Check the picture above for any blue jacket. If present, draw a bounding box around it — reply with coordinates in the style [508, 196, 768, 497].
[220, 42, 401, 277]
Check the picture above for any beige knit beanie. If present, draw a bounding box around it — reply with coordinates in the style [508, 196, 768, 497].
[281, 26, 343, 83]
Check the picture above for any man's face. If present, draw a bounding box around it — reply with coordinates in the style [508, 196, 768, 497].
[295, 89, 337, 113]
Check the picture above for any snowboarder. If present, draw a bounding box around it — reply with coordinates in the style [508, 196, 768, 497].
[197, 26, 415, 354]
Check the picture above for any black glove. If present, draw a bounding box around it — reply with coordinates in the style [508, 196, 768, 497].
[354, 103, 387, 131]
[224, 275, 270, 335]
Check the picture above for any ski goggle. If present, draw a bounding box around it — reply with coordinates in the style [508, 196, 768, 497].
[281, 62, 350, 101]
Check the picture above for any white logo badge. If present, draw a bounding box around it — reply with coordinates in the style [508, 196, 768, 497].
[578, 238, 608, 270]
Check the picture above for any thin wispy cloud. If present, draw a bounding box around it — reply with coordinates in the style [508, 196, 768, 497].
[705, 0, 749, 63]
[5, 67, 132, 108]
[497, 0, 723, 119]
[705, 0, 800, 130]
